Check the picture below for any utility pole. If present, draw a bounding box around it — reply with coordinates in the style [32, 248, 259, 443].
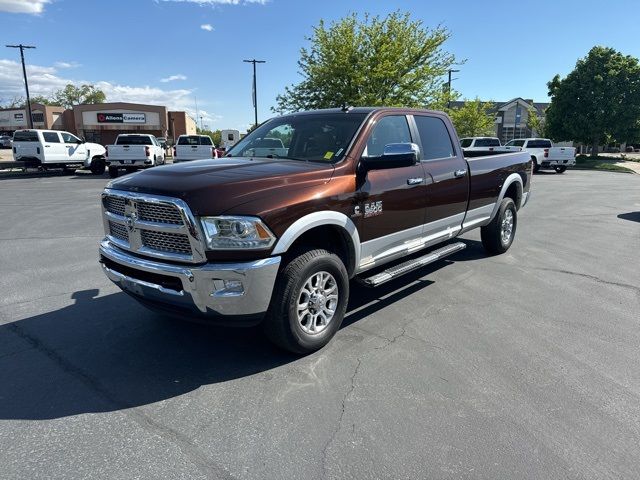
[446, 68, 460, 110]
[6, 44, 36, 128]
[243, 59, 266, 128]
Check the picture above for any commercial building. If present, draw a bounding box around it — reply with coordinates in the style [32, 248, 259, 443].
[0, 101, 196, 145]
[0, 103, 66, 134]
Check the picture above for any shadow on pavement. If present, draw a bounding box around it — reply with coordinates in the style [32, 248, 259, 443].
[618, 212, 640, 223]
[0, 257, 456, 420]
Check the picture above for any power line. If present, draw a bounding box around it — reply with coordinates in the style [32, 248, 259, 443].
[6, 44, 36, 129]
[243, 59, 266, 128]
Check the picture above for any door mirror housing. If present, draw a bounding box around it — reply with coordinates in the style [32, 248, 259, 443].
[360, 142, 420, 171]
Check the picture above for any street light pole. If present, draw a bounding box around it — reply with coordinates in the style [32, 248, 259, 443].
[243, 59, 266, 128]
[6, 43, 36, 129]
[446, 68, 460, 110]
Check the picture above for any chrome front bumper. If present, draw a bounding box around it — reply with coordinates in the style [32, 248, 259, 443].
[99, 239, 281, 321]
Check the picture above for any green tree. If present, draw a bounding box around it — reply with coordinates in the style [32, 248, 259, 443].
[274, 11, 459, 113]
[545, 46, 640, 156]
[30, 95, 58, 106]
[196, 128, 222, 146]
[52, 83, 106, 108]
[526, 106, 546, 137]
[446, 98, 496, 138]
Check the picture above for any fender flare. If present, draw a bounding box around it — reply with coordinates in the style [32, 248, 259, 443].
[271, 211, 361, 272]
[489, 173, 523, 221]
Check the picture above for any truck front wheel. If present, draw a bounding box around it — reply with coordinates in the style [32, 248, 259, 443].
[90, 157, 105, 175]
[531, 157, 540, 173]
[481, 198, 517, 255]
[263, 249, 349, 354]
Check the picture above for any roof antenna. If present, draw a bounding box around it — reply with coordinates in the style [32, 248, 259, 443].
[341, 103, 352, 112]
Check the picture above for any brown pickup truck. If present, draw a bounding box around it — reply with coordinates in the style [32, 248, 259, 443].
[99, 107, 532, 353]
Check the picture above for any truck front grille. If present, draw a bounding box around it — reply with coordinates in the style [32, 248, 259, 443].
[101, 190, 204, 263]
[137, 202, 183, 224]
[104, 196, 126, 216]
[109, 221, 129, 242]
[141, 230, 192, 255]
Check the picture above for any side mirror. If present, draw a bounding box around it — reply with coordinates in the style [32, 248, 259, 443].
[360, 142, 420, 171]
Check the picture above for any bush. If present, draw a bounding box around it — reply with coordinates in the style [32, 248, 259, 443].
[576, 154, 589, 164]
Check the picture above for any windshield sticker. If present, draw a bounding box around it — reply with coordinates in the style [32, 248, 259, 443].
[324, 151, 334, 160]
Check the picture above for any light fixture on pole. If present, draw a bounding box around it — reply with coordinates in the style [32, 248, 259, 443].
[243, 59, 266, 128]
[6, 43, 36, 128]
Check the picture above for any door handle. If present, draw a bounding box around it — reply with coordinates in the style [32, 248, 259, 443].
[453, 169, 467, 178]
[407, 177, 424, 185]
[45, 145, 51, 147]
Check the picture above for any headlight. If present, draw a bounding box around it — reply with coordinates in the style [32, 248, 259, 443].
[199, 216, 276, 250]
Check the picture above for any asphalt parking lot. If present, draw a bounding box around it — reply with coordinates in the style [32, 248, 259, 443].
[1, 170, 639, 479]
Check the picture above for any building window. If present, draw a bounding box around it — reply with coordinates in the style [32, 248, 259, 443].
[31, 113, 45, 123]
[501, 127, 528, 144]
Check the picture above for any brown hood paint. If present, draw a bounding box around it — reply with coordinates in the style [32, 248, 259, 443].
[108, 157, 335, 215]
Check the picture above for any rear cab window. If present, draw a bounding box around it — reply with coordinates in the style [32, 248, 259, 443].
[116, 135, 153, 145]
[13, 131, 39, 142]
[178, 136, 202, 145]
[527, 139, 552, 148]
[460, 138, 473, 148]
[413, 116, 455, 160]
[475, 138, 500, 147]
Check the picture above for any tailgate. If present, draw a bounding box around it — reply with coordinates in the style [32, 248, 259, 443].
[108, 145, 146, 159]
[176, 145, 213, 160]
[14, 143, 40, 157]
[549, 147, 575, 160]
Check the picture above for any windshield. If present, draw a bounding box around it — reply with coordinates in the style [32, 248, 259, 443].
[226, 113, 367, 162]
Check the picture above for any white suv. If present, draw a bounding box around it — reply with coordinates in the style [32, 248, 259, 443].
[12, 129, 107, 174]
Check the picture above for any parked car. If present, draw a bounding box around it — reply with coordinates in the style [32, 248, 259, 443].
[460, 137, 520, 156]
[0, 135, 12, 149]
[505, 138, 576, 173]
[105, 134, 165, 177]
[11, 129, 106, 174]
[98, 107, 531, 353]
[173, 134, 217, 162]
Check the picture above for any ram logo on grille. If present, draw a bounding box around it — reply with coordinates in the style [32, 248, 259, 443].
[101, 190, 205, 263]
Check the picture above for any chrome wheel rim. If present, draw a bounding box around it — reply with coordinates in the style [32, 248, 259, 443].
[297, 271, 339, 335]
[501, 209, 514, 244]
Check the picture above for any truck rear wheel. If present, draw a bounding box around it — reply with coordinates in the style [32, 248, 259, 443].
[108, 166, 119, 178]
[481, 198, 517, 255]
[263, 249, 349, 354]
[554, 166, 567, 173]
[531, 157, 540, 173]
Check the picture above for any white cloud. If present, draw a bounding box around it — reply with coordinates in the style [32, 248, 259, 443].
[0, 0, 50, 14]
[200, 23, 213, 31]
[0, 58, 221, 125]
[54, 61, 81, 69]
[160, 74, 187, 82]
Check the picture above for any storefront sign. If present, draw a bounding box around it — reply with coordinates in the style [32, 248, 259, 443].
[97, 113, 146, 124]
[14, 113, 23, 120]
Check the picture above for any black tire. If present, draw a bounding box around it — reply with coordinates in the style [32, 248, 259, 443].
[125, 167, 137, 174]
[108, 166, 119, 178]
[531, 156, 540, 173]
[90, 157, 105, 175]
[263, 249, 349, 354]
[480, 197, 517, 255]
[554, 166, 567, 173]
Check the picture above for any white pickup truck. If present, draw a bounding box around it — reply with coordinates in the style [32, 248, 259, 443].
[106, 134, 165, 178]
[505, 138, 576, 173]
[12, 129, 106, 174]
[460, 137, 521, 157]
[173, 134, 217, 162]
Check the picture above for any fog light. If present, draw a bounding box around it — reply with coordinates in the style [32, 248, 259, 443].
[211, 279, 245, 297]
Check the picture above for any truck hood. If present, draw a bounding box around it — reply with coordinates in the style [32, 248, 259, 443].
[107, 157, 335, 215]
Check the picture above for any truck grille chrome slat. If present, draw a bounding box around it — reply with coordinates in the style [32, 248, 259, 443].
[101, 190, 204, 263]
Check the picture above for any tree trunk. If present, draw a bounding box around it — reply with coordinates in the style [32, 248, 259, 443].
[591, 140, 599, 157]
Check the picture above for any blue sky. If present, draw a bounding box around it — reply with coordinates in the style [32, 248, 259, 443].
[1, 0, 638, 131]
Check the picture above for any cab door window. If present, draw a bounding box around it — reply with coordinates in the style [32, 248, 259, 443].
[364, 115, 412, 157]
[42, 132, 61, 143]
[61, 132, 81, 144]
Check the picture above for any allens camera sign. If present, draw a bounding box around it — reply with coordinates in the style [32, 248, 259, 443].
[97, 113, 146, 124]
